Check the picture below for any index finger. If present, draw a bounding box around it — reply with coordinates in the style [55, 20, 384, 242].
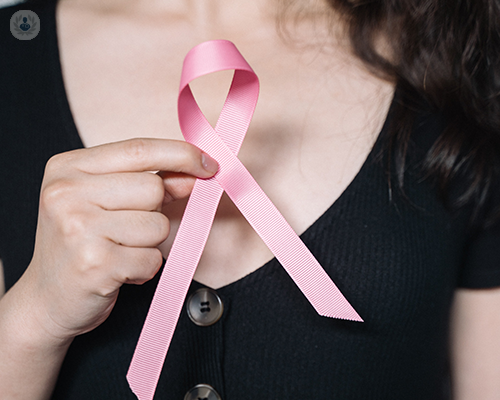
[54, 138, 218, 178]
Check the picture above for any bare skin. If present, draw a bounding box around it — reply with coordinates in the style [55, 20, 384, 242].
[451, 288, 500, 400]
[1, 0, 500, 399]
[0, 138, 218, 399]
[56, 0, 394, 288]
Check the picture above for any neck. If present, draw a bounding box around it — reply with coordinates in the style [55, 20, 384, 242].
[58, 0, 341, 42]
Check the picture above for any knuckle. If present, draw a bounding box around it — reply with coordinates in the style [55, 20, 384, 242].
[61, 211, 91, 239]
[44, 153, 66, 174]
[142, 248, 164, 279]
[150, 248, 164, 270]
[40, 178, 78, 213]
[80, 246, 101, 269]
[78, 243, 106, 276]
[44, 151, 79, 175]
[147, 173, 165, 206]
[120, 248, 163, 285]
[142, 212, 170, 244]
[122, 139, 151, 163]
[131, 212, 169, 245]
[154, 213, 170, 243]
[91, 276, 119, 298]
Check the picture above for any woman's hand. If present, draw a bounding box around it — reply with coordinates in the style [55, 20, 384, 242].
[18, 138, 218, 342]
[0, 138, 217, 400]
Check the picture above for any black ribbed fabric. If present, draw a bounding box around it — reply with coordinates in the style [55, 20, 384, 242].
[2, 2, 500, 399]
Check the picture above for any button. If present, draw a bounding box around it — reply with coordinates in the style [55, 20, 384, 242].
[186, 288, 223, 326]
[184, 384, 222, 400]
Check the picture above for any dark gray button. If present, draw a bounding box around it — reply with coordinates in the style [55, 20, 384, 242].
[186, 288, 223, 326]
[184, 384, 222, 400]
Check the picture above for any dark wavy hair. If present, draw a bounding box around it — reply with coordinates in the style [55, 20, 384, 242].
[328, 0, 500, 223]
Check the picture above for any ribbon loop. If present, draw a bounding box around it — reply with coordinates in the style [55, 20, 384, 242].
[127, 40, 362, 400]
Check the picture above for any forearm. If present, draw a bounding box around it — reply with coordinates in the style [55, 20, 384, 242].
[0, 280, 72, 400]
[451, 288, 500, 400]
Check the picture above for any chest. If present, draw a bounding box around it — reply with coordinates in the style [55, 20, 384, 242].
[56, 11, 394, 287]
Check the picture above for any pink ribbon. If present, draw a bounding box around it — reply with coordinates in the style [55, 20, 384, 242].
[127, 40, 362, 400]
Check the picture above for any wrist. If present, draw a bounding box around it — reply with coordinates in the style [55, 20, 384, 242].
[0, 279, 74, 353]
[0, 281, 73, 400]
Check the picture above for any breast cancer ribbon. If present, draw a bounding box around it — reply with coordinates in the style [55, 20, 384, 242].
[127, 40, 362, 400]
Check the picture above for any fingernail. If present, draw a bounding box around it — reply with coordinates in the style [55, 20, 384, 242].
[201, 153, 219, 174]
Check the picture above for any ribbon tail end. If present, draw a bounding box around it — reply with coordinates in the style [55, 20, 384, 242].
[316, 300, 363, 323]
[324, 310, 363, 323]
[322, 310, 364, 323]
[127, 372, 155, 400]
[340, 312, 364, 323]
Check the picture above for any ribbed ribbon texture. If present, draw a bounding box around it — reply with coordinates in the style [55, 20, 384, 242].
[127, 40, 363, 400]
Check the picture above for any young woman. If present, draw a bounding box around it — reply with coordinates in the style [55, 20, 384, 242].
[1, 0, 499, 398]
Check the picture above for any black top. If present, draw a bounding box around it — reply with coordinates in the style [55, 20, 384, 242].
[2, 2, 500, 399]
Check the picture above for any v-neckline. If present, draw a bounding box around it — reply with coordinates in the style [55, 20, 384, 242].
[46, 0, 395, 291]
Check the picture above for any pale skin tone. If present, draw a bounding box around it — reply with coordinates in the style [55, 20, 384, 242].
[0, 0, 499, 398]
